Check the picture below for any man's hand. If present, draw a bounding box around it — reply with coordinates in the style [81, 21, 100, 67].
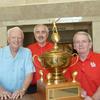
[84, 96, 94, 100]
[0, 87, 11, 100]
[81, 89, 87, 98]
[11, 89, 25, 100]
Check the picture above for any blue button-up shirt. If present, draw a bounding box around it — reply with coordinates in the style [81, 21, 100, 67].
[0, 46, 35, 92]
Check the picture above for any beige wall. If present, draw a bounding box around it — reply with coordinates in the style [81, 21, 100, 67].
[92, 21, 100, 52]
[0, 0, 100, 52]
[0, 0, 98, 7]
[0, 27, 7, 47]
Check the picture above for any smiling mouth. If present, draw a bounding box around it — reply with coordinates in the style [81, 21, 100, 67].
[79, 48, 85, 50]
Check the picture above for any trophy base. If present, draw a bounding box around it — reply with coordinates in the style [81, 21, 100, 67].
[37, 80, 83, 100]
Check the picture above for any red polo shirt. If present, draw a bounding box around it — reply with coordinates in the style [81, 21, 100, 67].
[64, 51, 100, 96]
[28, 42, 53, 85]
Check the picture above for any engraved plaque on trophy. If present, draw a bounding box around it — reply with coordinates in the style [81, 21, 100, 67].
[37, 81, 82, 100]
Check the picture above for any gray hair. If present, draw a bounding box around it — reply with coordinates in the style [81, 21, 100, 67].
[7, 27, 24, 37]
[73, 31, 92, 42]
[33, 24, 49, 34]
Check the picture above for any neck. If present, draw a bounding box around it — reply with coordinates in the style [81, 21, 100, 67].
[79, 51, 89, 61]
[10, 46, 18, 57]
[38, 42, 46, 47]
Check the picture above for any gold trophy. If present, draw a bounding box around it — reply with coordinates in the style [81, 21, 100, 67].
[37, 21, 82, 100]
[39, 21, 72, 84]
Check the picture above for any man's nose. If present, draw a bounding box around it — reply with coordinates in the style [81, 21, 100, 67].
[15, 37, 19, 41]
[79, 42, 83, 46]
[39, 32, 44, 36]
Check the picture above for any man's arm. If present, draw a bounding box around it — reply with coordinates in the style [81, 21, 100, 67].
[11, 73, 33, 99]
[81, 87, 100, 100]
[22, 73, 33, 90]
[21, 73, 33, 92]
[92, 86, 100, 100]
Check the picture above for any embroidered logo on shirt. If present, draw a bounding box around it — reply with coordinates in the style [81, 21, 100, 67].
[90, 61, 96, 68]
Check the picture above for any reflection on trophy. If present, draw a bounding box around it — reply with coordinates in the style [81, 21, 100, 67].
[37, 21, 82, 100]
[39, 21, 72, 84]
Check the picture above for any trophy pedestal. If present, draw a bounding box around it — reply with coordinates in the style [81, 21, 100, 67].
[37, 80, 83, 100]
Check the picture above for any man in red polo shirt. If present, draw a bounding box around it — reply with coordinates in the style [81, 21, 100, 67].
[27, 24, 53, 93]
[64, 31, 100, 100]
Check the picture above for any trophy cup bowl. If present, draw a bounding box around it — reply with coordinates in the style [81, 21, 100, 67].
[40, 49, 71, 69]
[40, 48, 72, 84]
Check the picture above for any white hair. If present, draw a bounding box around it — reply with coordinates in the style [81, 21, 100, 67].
[33, 24, 49, 34]
[7, 27, 24, 37]
[73, 31, 92, 42]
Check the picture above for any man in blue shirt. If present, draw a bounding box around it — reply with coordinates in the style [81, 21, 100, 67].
[0, 27, 35, 100]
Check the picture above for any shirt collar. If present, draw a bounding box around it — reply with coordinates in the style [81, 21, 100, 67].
[37, 41, 49, 48]
[86, 51, 93, 60]
[7, 45, 22, 59]
[79, 51, 93, 62]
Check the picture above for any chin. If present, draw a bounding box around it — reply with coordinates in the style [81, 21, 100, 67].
[13, 45, 20, 49]
[79, 51, 87, 54]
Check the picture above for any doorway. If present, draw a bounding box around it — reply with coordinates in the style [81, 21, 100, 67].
[7, 22, 92, 51]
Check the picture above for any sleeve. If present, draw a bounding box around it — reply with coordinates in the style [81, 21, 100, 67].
[24, 49, 36, 76]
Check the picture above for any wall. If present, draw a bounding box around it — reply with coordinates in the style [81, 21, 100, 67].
[0, 27, 7, 46]
[0, 0, 100, 52]
[0, 0, 98, 7]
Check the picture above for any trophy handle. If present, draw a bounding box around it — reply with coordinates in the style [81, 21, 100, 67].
[70, 53, 79, 66]
[33, 55, 45, 81]
[33, 55, 41, 65]
[33, 55, 38, 62]
[33, 55, 42, 63]
[63, 53, 79, 74]
[33, 55, 45, 70]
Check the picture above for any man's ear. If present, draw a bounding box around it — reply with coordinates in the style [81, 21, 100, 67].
[7, 37, 10, 44]
[89, 41, 92, 49]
